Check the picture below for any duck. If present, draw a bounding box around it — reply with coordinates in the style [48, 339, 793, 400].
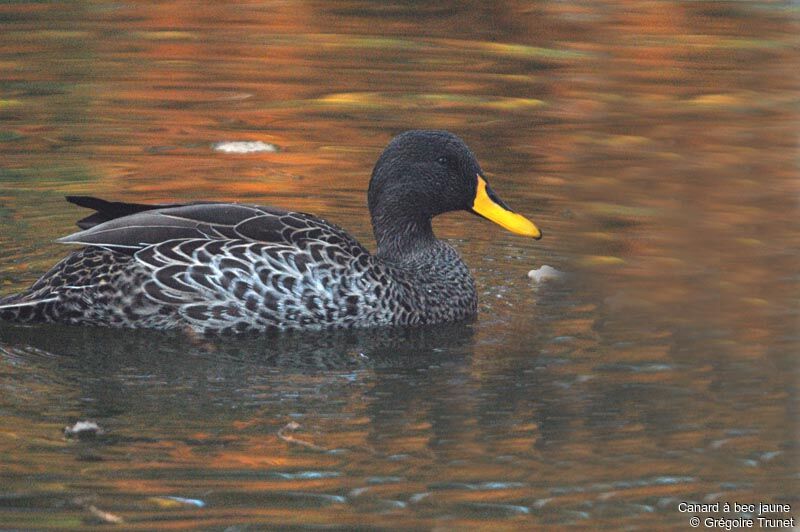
[0, 130, 541, 334]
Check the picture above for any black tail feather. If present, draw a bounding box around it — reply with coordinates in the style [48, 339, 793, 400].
[66, 196, 177, 229]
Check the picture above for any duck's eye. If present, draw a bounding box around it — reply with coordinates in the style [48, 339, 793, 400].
[436, 156, 449, 166]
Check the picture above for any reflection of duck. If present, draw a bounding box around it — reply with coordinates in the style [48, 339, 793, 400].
[0, 131, 540, 333]
[0, 320, 476, 371]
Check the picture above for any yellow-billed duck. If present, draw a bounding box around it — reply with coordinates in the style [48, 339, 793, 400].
[0, 130, 541, 333]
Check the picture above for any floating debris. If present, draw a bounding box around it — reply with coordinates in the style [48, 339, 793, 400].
[86, 504, 124, 524]
[72, 497, 124, 525]
[527, 265, 564, 283]
[277, 421, 328, 452]
[64, 421, 104, 440]
[213, 141, 278, 154]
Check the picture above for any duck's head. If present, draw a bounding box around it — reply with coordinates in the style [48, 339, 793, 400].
[368, 130, 541, 257]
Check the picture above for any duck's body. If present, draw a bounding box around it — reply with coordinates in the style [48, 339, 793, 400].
[0, 200, 476, 333]
[0, 131, 539, 334]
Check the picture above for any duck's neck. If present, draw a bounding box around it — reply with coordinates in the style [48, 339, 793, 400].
[371, 210, 437, 265]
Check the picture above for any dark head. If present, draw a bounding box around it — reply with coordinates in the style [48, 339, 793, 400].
[368, 130, 541, 259]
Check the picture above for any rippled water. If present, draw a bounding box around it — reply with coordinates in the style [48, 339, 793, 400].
[1, 1, 797, 528]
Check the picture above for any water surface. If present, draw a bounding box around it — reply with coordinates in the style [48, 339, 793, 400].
[0, 1, 797, 528]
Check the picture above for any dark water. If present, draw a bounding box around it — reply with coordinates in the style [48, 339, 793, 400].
[1, 1, 798, 528]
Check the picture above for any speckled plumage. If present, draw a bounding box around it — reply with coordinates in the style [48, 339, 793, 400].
[0, 131, 536, 334]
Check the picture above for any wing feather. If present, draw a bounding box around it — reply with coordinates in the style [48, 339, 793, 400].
[57, 198, 376, 331]
[60, 199, 367, 254]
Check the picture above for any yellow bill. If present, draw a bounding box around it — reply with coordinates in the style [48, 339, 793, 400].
[471, 175, 542, 239]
